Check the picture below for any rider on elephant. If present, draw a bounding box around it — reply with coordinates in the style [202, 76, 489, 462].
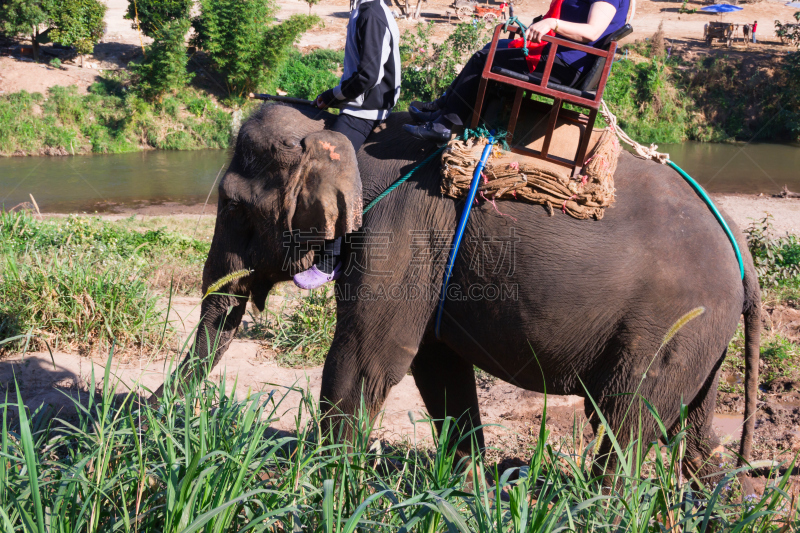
[404, 0, 631, 143]
[294, 0, 401, 290]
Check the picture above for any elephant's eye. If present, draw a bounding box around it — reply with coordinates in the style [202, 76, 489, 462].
[222, 198, 240, 212]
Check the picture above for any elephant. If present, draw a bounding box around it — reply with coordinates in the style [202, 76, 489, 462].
[158, 103, 761, 486]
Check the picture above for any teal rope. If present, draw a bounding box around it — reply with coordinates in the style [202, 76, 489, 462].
[667, 160, 744, 280]
[362, 146, 446, 215]
[503, 16, 529, 55]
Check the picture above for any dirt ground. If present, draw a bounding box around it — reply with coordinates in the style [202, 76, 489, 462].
[2, 0, 798, 95]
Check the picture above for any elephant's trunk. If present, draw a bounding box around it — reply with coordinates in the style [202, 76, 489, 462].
[151, 291, 249, 401]
[151, 206, 256, 402]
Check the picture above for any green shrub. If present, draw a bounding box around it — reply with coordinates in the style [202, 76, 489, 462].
[130, 18, 194, 100]
[601, 56, 693, 144]
[745, 214, 800, 286]
[398, 21, 487, 108]
[271, 49, 342, 100]
[192, 0, 319, 97]
[47, 0, 107, 55]
[124, 0, 192, 37]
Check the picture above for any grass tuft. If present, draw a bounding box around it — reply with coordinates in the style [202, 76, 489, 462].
[0, 210, 211, 354]
[241, 286, 336, 367]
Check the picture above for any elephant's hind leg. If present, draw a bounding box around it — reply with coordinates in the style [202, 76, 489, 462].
[410, 342, 484, 458]
[668, 354, 725, 488]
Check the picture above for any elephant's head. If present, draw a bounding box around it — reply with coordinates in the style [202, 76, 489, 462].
[180, 104, 362, 382]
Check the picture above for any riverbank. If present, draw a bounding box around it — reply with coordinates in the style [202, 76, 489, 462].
[87, 194, 800, 236]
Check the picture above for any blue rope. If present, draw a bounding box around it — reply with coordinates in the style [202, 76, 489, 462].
[362, 146, 446, 215]
[667, 160, 744, 279]
[435, 136, 496, 339]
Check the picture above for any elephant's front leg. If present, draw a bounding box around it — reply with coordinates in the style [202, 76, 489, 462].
[410, 342, 484, 458]
[318, 296, 429, 443]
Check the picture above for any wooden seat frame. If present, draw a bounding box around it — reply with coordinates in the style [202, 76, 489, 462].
[471, 24, 618, 176]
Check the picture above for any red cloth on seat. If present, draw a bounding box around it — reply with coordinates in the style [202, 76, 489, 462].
[507, 0, 565, 72]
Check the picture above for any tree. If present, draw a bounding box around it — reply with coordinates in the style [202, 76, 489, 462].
[303, 0, 320, 16]
[125, 0, 192, 38]
[48, 0, 106, 55]
[192, 0, 319, 97]
[130, 18, 194, 100]
[0, 0, 105, 61]
[0, 0, 52, 61]
[775, 12, 800, 48]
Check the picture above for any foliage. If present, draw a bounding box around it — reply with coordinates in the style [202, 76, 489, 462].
[775, 12, 800, 48]
[0, 0, 106, 57]
[124, 0, 192, 38]
[678, 0, 696, 15]
[0, 0, 51, 59]
[0, 211, 210, 343]
[398, 21, 487, 108]
[0, 210, 216, 351]
[601, 56, 693, 144]
[670, 48, 800, 142]
[270, 48, 343, 100]
[129, 18, 194, 100]
[192, 0, 319, 97]
[49, 57, 62, 69]
[0, 359, 798, 532]
[261, 14, 322, 92]
[0, 84, 232, 155]
[46, 0, 106, 55]
[242, 286, 336, 367]
[745, 214, 800, 286]
[779, 51, 800, 140]
[0, 211, 209, 258]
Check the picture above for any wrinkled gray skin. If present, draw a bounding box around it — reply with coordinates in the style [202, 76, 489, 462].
[159, 103, 761, 485]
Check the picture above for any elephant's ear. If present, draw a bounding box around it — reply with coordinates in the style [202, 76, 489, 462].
[284, 130, 363, 240]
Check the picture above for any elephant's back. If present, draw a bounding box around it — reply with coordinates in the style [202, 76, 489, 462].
[465, 150, 744, 293]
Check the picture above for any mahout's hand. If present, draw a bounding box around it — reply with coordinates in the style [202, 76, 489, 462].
[314, 89, 336, 109]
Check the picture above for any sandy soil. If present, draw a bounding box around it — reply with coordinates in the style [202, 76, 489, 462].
[714, 195, 800, 236]
[105, 194, 800, 235]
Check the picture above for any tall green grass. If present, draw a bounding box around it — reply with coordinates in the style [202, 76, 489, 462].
[0, 250, 165, 353]
[0, 211, 211, 352]
[1, 344, 797, 532]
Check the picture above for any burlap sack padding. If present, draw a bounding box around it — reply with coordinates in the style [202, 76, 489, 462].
[440, 128, 621, 220]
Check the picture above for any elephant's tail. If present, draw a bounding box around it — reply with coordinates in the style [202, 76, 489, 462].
[738, 262, 761, 469]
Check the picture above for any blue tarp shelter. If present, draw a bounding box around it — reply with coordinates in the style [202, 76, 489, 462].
[700, 4, 744, 13]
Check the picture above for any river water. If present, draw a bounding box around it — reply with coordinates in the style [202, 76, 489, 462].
[0, 142, 798, 212]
